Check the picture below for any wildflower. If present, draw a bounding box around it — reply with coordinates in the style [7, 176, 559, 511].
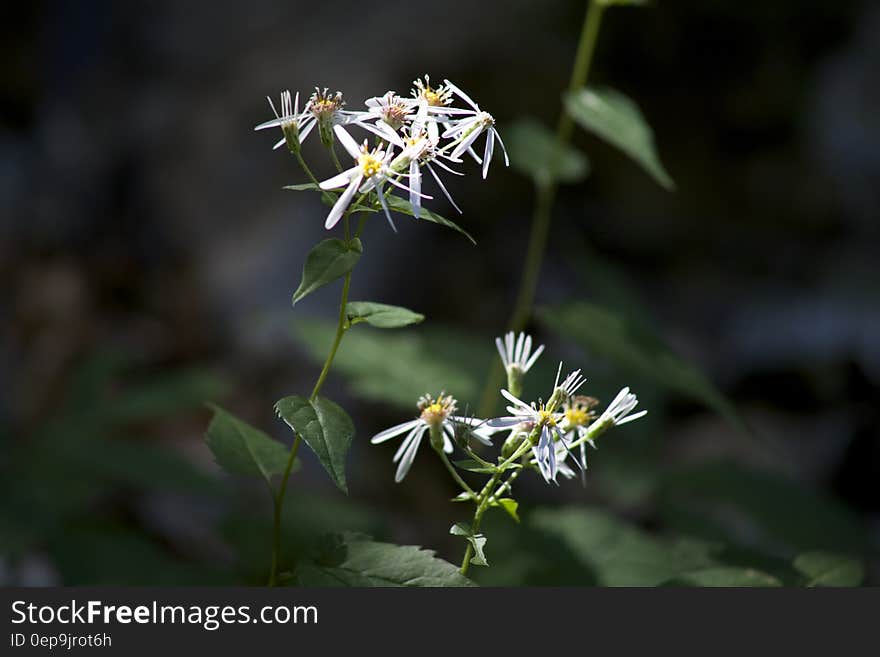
[254, 90, 304, 152]
[318, 125, 428, 230]
[487, 364, 586, 483]
[594, 387, 647, 433]
[495, 331, 544, 397]
[370, 393, 492, 482]
[560, 395, 600, 481]
[440, 79, 509, 178]
[364, 90, 417, 133]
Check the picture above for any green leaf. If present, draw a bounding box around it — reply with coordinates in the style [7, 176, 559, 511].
[292, 238, 362, 305]
[283, 183, 324, 192]
[296, 533, 475, 586]
[659, 461, 870, 555]
[274, 395, 354, 493]
[564, 86, 674, 190]
[204, 405, 293, 486]
[793, 552, 865, 587]
[453, 458, 505, 474]
[660, 567, 782, 587]
[345, 301, 425, 329]
[538, 301, 744, 429]
[450, 523, 489, 567]
[384, 195, 476, 245]
[293, 320, 489, 409]
[530, 507, 721, 586]
[494, 498, 520, 523]
[505, 117, 589, 186]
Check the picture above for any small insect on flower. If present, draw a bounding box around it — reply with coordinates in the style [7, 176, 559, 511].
[318, 125, 430, 231]
[440, 79, 509, 178]
[371, 393, 493, 483]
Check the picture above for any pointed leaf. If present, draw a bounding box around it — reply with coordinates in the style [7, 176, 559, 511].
[495, 498, 520, 523]
[292, 238, 362, 305]
[275, 395, 354, 493]
[204, 404, 293, 485]
[450, 523, 488, 567]
[296, 533, 475, 586]
[345, 301, 425, 329]
[793, 551, 865, 587]
[384, 195, 476, 244]
[505, 117, 589, 186]
[453, 459, 506, 474]
[565, 86, 675, 190]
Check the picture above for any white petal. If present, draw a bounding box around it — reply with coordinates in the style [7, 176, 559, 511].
[395, 426, 427, 482]
[523, 344, 545, 372]
[443, 79, 480, 111]
[324, 176, 360, 229]
[393, 424, 424, 462]
[617, 409, 648, 425]
[371, 419, 421, 444]
[495, 337, 509, 367]
[333, 124, 362, 159]
[486, 416, 522, 428]
[374, 185, 397, 232]
[482, 128, 495, 179]
[319, 169, 356, 190]
[494, 128, 509, 166]
[514, 332, 525, 365]
[426, 164, 463, 214]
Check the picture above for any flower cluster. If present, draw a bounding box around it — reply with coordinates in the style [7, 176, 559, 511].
[370, 331, 647, 486]
[255, 76, 508, 231]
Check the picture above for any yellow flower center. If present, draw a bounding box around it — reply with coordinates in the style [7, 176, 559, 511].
[426, 90, 444, 105]
[537, 410, 557, 427]
[359, 153, 383, 178]
[565, 408, 590, 427]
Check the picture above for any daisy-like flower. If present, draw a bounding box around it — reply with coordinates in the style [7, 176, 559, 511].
[440, 79, 509, 178]
[496, 331, 545, 375]
[318, 125, 429, 230]
[389, 102, 463, 218]
[487, 364, 586, 483]
[595, 387, 648, 431]
[370, 393, 493, 483]
[364, 90, 417, 132]
[559, 394, 600, 481]
[254, 90, 303, 151]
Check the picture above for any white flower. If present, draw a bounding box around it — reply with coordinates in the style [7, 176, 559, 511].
[318, 125, 429, 231]
[597, 387, 648, 428]
[495, 331, 545, 374]
[362, 90, 418, 135]
[440, 79, 509, 178]
[559, 395, 600, 482]
[486, 364, 585, 484]
[389, 102, 462, 219]
[254, 90, 303, 150]
[370, 393, 493, 483]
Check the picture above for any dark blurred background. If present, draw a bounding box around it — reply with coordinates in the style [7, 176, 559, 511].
[2, 0, 878, 585]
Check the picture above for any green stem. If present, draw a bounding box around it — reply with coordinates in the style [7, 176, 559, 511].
[477, 0, 606, 417]
[267, 203, 364, 587]
[310, 272, 352, 401]
[459, 440, 532, 575]
[438, 449, 477, 499]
